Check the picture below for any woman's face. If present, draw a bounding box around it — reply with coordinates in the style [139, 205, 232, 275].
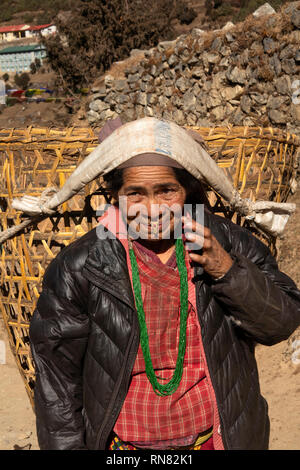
[117, 166, 187, 241]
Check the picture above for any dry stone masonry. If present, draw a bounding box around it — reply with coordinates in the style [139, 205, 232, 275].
[87, 2, 300, 137]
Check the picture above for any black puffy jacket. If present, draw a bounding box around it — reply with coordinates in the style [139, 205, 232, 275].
[29, 211, 300, 450]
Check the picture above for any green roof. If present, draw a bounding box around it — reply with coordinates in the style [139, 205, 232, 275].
[0, 44, 46, 54]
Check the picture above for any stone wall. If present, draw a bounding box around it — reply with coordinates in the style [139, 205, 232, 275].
[87, 2, 300, 137]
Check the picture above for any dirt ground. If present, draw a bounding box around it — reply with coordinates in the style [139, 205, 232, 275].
[0, 189, 299, 451]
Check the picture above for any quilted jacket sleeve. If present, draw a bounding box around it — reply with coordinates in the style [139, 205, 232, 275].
[212, 222, 300, 345]
[29, 250, 90, 450]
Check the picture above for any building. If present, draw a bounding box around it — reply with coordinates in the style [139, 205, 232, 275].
[0, 44, 47, 73]
[0, 24, 56, 43]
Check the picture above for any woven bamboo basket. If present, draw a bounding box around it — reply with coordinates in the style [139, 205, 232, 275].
[0, 125, 299, 408]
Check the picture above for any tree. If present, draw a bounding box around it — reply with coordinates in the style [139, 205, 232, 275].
[43, 0, 196, 91]
[14, 73, 30, 89]
[30, 62, 37, 74]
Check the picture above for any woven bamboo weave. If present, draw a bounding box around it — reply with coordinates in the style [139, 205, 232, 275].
[0, 125, 299, 408]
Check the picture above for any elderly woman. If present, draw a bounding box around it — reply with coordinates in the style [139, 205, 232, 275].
[29, 117, 300, 451]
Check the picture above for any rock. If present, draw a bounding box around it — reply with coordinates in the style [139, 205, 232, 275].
[203, 51, 220, 65]
[283, 2, 300, 15]
[240, 95, 252, 114]
[171, 95, 183, 108]
[210, 37, 223, 52]
[144, 106, 154, 117]
[164, 69, 176, 80]
[174, 62, 184, 74]
[281, 58, 297, 75]
[267, 95, 289, 109]
[220, 57, 230, 67]
[206, 89, 222, 108]
[114, 80, 127, 92]
[295, 51, 300, 62]
[136, 92, 147, 106]
[266, 15, 278, 29]
[202, 80, 212, 93]
[211, 105, 226, 121]
[188, 55, 200, 66]
[193, 83, 201, 97]
[221, 85, 244, 101]
[225, 32, 234, 42]
[123, 108, 136, 121]
[134, 105, 145, 118]
[87, 109, 100, 124]
[268, 109, 287, 124]
[99, 109, 118, 121]
[127, 73, 140, 84]
[291, 9, 300, 29]
[222, 22, 235, 31]
[269, 54, 282, 76]
[280, 44, 296, 60]
[192, 28, 205, 36]
[89, 99, 109, 113]
[150, 64, 158, 77]
[182, 90, 196, 112]
[292, 79, 300, 104]
[275, 75, 291, 95]
[186, 113, 197, 126]
[230, 109, 246, 126]
[263, 38, 277, 54]
[175, 76, 189, 93]
[172, 108, 185, 125]
[164, 87, 173, 98]
[226, 66, 247, 85]
[250, 93, 267, 105]
[158, 95, 169, 108]
[191, 67, 204, 78]
[243, 117, 255, 126]
[148, 47, 157, 56]
[220, 46, 231, 57]
[291, 103, 300, 123]
[252, 3, 276, 18]
[225, 102, 236, 117]
[140, 81, 148, 92]
[141, 74, 153, 82]
[157, 40, 177, 52]
[127, 64, 139, 74]
[104, 74, 114, 87]
[162, 109, 173, 120]
[195, 102, 207, 116]
[168, 54, 178, 67]
[91, 85, 106, 95]
[130, 49, 146, 57]
[92, 90, 108, 101]
[115, 94, 129, 105]
[147, 93, 158, 105]
[154, 76, 162, 87]
[178, 47, 190, 60]
[229, 99, 240, 106]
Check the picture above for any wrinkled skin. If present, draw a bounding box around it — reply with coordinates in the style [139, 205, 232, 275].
[118, 165, 233, 277]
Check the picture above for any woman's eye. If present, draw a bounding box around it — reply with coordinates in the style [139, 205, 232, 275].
[160, 188, 175, 194]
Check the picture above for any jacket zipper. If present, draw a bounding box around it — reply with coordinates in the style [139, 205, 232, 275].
[195, 280, 227, 450]
[94, 309, 139, 450]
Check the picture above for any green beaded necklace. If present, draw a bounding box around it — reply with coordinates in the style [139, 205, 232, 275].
[128, 237, 189, 397]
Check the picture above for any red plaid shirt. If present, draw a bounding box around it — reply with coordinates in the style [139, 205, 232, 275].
[114, 241, 214, 446]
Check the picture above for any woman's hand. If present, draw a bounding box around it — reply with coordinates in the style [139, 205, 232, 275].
[182, 216, 233, 280]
